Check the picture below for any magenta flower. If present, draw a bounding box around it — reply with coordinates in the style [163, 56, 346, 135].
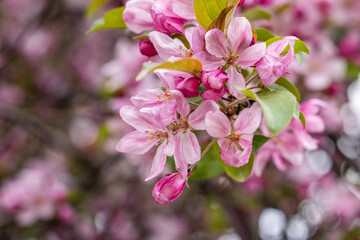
[255, 36, 297, 86]
[175, 76, 200, 98]
[205, 103, 262, 167]
[116, 105, 175, 181]
[200, 70, 228, 101]
[195, 17, 266, 98]
[152, 173, 187, 204]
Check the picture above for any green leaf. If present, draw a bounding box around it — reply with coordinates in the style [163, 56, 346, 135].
[194, 0, 240, 30]
[252, 135, 270, 154]
[255, 28, 275, 41]
[275, 77, 301, 102]
[256, 90, 297, 135]
[194, 0, 227, 30]
[294, 39, 310, 54]
[293, 103, 300, 120]
[299, 111, 306, 128]
[136, 58, 202, 81]
[86, 0, 111, 18]
[219, 153, 255, 182]
[191, 143, 224, 180]
[208, 5, 235, 32]
[234, 86, 297, 136]
[87, 7, 126, 34]
[136, 61, 160, 81]
[242, 7, 271, 21]
[133, 34, 149, 39]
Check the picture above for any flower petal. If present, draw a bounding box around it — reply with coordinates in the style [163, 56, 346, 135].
[228, 17, 252, 52]
[234, 103, 262, 134]
[205, 111, 231, 138]
[145, 143, 168, 181]
[120, 105, 163, 132]
[205, 29, 229, 58]
[236, 42, 266, 69]
[149, 31, 186, 60]
[193, 51, 224, 71]
[188, 100, 220, 130]
[116, 131, 156, 154]
[227, 66, 247, 99]
[182, 131, 201, 164]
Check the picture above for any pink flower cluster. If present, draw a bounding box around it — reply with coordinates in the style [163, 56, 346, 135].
[117, 0, 322, 204]
[0, 157, 71, 226]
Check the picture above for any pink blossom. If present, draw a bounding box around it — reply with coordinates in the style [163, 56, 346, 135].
[139, 38, 158, 57]
[0, 158, 69, 226]
[116, 105, 175, 180]
[255, 36, 297, 86]
[200, 70, 228, 101]
[205, 104, 262, 167]
[152, 173, 187, 204]
[291, 99, 326, 151]
[123, 0, 155, 34]
[194, 17, 266, 99]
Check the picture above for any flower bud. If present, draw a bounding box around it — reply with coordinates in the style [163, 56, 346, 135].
[175, 77, 200, 98]
[152, 173, 186, 204]
[139, 38, 158, 57]
[201, 70, 228, 90]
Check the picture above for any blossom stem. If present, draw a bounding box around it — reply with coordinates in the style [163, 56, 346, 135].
[189, 101, 199, 107]
[189, 138, 217, 172]
[217, 100, 228, 111]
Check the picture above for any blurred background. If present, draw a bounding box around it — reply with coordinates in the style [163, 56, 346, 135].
[0, 0, 360, 239]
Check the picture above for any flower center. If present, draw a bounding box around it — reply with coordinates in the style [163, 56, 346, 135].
[145, 130, 168, 144]
[157, 90, 174, 103]
[178, 45, 194, 57]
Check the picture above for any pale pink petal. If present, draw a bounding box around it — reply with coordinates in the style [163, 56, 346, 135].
[123, 0, 155, 34]
[227, 17, 252, 52]
[174, 131, 189, 177]
[116, 131, 156, 154]
[294, 130, 318, 151]
[145, 143, 168, 181]
[234, 103, 262, 134]
[164, 134, 175, 156]
[172, 0, 196, 20]
[205, 29, 229, 58]
[253, 148, 271, 176]
[193, 51, 224, 71]
[227, 66, 247, 99]
[188, 100, 220, 130]
[236, 42, 266, 68]
[205, 111, 231, 138]
[171, 90, 190, 118]
[149, 31, 186, 60]
[305, 115, 325, 133]
[272, 152, 287, 171]
[182, 131, 201, 164]
[120, 105, 163, 132]
[131, 89, 164, 107]
[185, 26, 205, 53]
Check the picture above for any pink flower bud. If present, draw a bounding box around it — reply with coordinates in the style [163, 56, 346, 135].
[175, 77, 200, 98]
[152, 173, 187, 204]
[139, 38, 158, 57]
[200, 70, 228, 90]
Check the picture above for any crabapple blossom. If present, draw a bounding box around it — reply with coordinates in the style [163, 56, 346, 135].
[205, 104, 262, 167]
[255, 36, 297, 86]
